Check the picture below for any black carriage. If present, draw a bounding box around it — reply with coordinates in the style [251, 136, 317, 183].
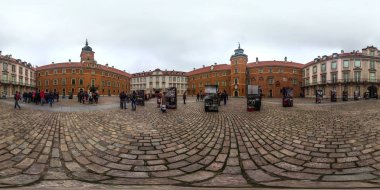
[331, 90, 337, 102]
[136, 90, 145, 106]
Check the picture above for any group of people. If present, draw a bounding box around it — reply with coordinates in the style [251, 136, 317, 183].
[78, 91, 98, 104]
[14, 90, 59, 109]
[119, 91, 137, 110]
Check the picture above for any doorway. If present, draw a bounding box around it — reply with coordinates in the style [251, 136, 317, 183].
[234, 90, 238, 97]
[269, 89, 273, 98]
[368, 85, 378, 98]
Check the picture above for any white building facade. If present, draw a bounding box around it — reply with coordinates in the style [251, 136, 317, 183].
[302, 46, 380, 99]
[0, 52, 36, 97]
[131, 69, 188, 95]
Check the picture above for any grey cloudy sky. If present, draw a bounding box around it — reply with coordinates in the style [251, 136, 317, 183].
[1, 0, 379, 73]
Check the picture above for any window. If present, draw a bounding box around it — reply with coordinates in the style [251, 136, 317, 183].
[331, 73, 337, 83]
[107, 81, 111, 86]
[91, 70, 95, 75]
[370, 51, 375, 56]
[223, 72, 227, 76]
[321, 64, 326, 72]
[259, 68, 263, 73]
[234, 67, 238, 73]
[38, 80, 41, 86]
[234, 78, 238, 84]
[313, 66, 317, 73]
[54, 69, 57, 74]
[269, 68, 273, 73]
[279, 68, 284, 73]
[268, 78, 273, 85]
[19, 67, 23, 74]
[343, 60, 349, 68]
[235, 60, 238, 65]
[62, 69, 66, 74]
[72, 69, 75, 74]
[102, 71, 105, 76]
[312, 76, 317, 83]
[90, 79, 95, 86]
[71, 79, 76, 85]
[53, 79, 58, 85]
[321, 74, 326, 83]
[292, 78, 297, 85]
[293, 69, 298, 74]
[331, 62, 337, 69]
[343, 72, 349, 82]
[354, 71, 361, 82]
[62, 78, 66, 85]
[354, 60, 361, 68]
[12, 65, 16, 72]
[370, 72, 376, 81]
[45, 80, 49, 86]
[79, 69, 83, 74]
[370, 60, 375, 69]
[215, 73, 218, 77]
[79, 79, 83, 85]
[2, 63, 7, 71]
[45, 71, 48, 76]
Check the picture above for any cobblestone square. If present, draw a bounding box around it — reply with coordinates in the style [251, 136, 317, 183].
[1, 97, 380, 188]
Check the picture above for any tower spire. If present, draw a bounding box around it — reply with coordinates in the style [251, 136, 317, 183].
[238, 42, 240, 49]
[85, 39, 88, 46]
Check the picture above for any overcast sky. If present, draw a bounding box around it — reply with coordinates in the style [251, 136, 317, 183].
[1, 0, 379, 73]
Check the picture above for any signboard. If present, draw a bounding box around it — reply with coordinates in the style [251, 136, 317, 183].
[165, 87, 177, 109]
[248, 85, 258, 95]
[205, 86, 217, 94]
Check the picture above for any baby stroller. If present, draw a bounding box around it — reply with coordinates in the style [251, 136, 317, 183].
[161, 104, 166, 112]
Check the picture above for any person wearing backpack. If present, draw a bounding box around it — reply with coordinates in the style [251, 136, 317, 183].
[14, 91, 21, 109]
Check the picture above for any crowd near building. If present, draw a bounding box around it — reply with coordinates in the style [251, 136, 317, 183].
[0, 51, 36, 98]
[1, 40, 380, 99]
[302, 46, 380, 98]
[131, 69, 188, 96]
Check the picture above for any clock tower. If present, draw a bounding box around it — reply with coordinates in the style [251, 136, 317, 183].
[230, 43, 248, 97]
[80, 39, 95, 63]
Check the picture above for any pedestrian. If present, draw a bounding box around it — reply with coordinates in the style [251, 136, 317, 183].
[222, 91, 227, 105]
[196, 93, 200, 102]
[56, 91, 59, 102]
[183, 92, 186, 104]
[40, 91, 46, 106]
[48, 91, 54, 107]
[14, 91, 21, 109]
[119, 91, 126, 109]
[131, 91, 137, 111]
[23, 92, 27, 102]
[94, 92, 99, 104]
[28, 91, 32, 103]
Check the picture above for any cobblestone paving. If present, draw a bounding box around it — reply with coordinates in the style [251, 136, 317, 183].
[1, 97, 380, 188]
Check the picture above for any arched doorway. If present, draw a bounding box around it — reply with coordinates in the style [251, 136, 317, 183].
[269, 89, 273, 98]
[234, 90, 238, 97]
[368, 85, 378, 98]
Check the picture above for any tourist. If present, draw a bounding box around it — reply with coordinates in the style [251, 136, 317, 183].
[56, 91, 59, 102]
[40, 91, 46, 106]
[94, 92, 99, 104]
[28, 91, 32, 103]
[196, 93, 200, 102]
[222, 91, 227, 105]
[183, 92, 186, 104]
[131, 91, 137, 111]
[14, 91, 21, 109]
[48, 91, 54, 107]
[119, 91, 127, 109]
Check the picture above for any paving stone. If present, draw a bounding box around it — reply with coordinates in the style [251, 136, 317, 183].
[173, 170, 215, 182]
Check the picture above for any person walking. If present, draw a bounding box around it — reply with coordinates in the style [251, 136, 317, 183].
[40, 91, 46, 106]
[119, 91, 126, 109]
[183, 92, 186, 104]
[196, 93, 200, 102]
[48, 91, 54, 107]
[131, 91, 137, 111]
[222, 91, 227, 105]
[14, 91, 21, 109]
[56, 91, 59, 102]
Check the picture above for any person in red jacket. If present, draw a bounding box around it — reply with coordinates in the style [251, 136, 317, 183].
[14, 91, 21, 109]
[40, 91, 46, 106]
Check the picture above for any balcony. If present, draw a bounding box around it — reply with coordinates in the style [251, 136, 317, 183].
[0, 79, 10, 84]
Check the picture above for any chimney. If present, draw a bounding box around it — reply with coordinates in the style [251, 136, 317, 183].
[193, 68, 195, 70]
[123, 70, 126, 72]
[214, 62, 217, 65]
[112, 66, 114, 68]
[52, 62, 54, 64]
[106, 63, 108, 67]
[284, 57, 287, 62]
[69, 59, 71, 62]
[341, 50, 344, 53]
[256, 57, 259, 64]
[203, 65, 205, 68]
